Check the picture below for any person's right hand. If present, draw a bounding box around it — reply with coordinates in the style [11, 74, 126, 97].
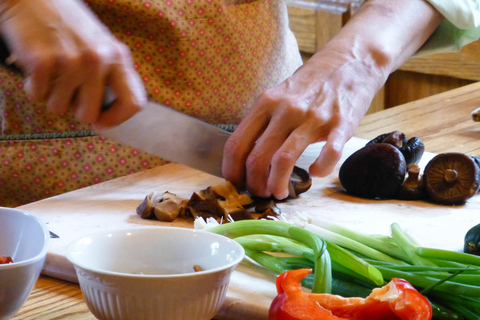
[0, 0, 146, 128]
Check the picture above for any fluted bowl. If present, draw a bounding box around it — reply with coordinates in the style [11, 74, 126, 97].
[66, 226, 244, 320]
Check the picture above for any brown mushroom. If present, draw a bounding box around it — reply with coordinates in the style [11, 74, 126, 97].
[253, 199, 281, 216]
[203, 181, 253, 207]
[153, 192, 189, 222]
[136, 191, 188, 221]
[423, 152, 480, 205]
[366, 131, 424, 166]
[288, 166, 312, 198]
[187, 192, 225, 220]
[395, 164, 427, 200]
[339, 143, 407, 199]
[136, 192, 161, 219]
[367, 130, 407, 149]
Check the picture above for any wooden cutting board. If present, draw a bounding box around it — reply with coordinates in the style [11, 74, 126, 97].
[19, 136, 480, 320]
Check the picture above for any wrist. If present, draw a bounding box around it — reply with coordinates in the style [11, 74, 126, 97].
[311, 42, 391, 95]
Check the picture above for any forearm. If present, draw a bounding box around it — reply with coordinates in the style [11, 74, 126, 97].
[309, 0, 443, 93]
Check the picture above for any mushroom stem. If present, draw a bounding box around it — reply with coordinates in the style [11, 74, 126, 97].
[444, 169, 458, 184]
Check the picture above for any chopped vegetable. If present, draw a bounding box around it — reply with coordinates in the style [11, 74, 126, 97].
[0, 255, 13, 264]
[206, 219, 332, 293]
[269, 269, 432, 320]
[198, 214, 480, 319]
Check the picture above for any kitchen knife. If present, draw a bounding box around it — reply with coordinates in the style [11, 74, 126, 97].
[96, 102, 231, 177]
[0, 38, 231, 177]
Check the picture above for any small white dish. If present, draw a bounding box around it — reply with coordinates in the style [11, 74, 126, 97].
[0, 207, 50, 320]
[66, 226, 244, 320]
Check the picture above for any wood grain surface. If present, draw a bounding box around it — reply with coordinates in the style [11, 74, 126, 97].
[14, 81, 480, 320]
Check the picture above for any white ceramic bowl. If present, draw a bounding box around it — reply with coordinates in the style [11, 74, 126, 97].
[66, 227, 245, 320]
[0, 207, 50, 320]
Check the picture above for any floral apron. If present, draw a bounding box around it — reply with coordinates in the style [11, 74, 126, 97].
[0, 0, 302, 207]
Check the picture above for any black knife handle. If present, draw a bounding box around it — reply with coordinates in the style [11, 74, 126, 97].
[0, 37, 114, 111]
[0, 37, 21, 73]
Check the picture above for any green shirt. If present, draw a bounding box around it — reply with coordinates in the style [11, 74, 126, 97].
[418, 0, 480, 55]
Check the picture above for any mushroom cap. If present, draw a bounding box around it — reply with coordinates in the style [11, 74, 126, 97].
[288, 166, 312, 198]
[339, 143, 407, 199]
[424, 152, 480, 205]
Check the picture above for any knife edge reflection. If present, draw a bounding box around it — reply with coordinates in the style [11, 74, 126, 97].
[96, 101, 231, 177]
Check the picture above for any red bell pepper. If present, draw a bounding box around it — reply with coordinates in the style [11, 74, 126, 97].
[269, 269, 432, 320]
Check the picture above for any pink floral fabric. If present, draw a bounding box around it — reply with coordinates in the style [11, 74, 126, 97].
[0, 0, 302, 207]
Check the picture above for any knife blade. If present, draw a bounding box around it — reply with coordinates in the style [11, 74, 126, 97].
[96, 102, 231, 177]
[0, 38, 231, 177]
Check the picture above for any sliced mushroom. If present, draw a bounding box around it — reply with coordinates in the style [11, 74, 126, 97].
[136, 192, 188, 221]
[186, 192, 224, 220]
[339, 143, 407, 199]
[153, 192, 189, 222]
[205, 181, 253, 206]
[288, 166, 312, 198]
[396, 164, 427, 200]
[423, 152, 480, 205]
[257, 207, 281, 220]
[136, 192, 163, 219]
[253, 199, 281, 215]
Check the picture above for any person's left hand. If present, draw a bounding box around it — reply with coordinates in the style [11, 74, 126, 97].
[221, 48, 381, 199]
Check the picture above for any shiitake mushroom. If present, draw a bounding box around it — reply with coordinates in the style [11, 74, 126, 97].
[366, 130, 425, 166]
[423, 153, 480, 205]
[288, 166, 313, 198]
[339, 143, 407, 199]
[395, 164, 427, 200]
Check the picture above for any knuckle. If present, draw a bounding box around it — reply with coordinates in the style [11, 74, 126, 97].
[54, 52, 80, 71]
[27, 52, 55, 73]
[325, 142, 343, 161]
[272, 151, 295, 170]
[81, 49, 103, 72]
[111, 43, 132, 62]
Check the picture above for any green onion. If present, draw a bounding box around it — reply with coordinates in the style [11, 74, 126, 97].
[310, 217, 410, 262]
[376, 266, 480, 296]
[207, 219, 331, 293]
[305, 223, 406, 265]
[417, 247, 480, 267]
[390, 223, 438, 267]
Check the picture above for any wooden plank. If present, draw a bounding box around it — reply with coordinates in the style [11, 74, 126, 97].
[287, 5, 348, 54]
[287, 5, 317, 53]
[356, 81, 480, 156]
[384, 70, 474, 109]
[315, 8, 348, 51]
[399, 40, 480, 81]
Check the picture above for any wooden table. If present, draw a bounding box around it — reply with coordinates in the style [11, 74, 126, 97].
[13, 82, 480, 320]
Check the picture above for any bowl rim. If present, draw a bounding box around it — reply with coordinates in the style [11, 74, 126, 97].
[65, 226, 245, 278]
[0, 207, 50, 270]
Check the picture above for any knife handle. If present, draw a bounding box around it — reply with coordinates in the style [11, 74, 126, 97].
[0, 37, 115, 111]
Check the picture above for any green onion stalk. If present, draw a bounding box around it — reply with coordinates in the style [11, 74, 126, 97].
[206, 219, 332, 293]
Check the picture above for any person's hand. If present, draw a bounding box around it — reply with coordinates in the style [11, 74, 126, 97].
[221, 0, 443, 199]
[222, 49, 376, 199]
[0, 0, 146, 128]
